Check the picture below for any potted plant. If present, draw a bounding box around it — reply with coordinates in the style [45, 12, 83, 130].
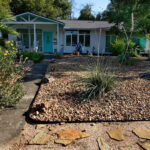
[70, 52, 73, 56]
[75, 51, 80, 56]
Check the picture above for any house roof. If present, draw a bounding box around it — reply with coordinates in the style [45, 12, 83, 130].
[59, 20, 114, 30]
[6, 12, 65, 25]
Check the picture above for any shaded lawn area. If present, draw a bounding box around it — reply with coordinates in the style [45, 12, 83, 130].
[29, 56, 150, 122]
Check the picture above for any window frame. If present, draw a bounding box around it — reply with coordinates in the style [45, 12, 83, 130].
[79, 32, 90, 47]
[65, 30, 91, 47]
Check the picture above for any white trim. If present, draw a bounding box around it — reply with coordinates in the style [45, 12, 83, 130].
[15, 12, 64, 25]
[33, 24, 36, 50]
[31, 17, 38, 22]
[20, 17, 27, 22]
[28, 15, 30, 22]
[42, 31, 44, 52]
[57, 24, 60, 52]
[6, 22, 57, 25]
[64, 27, 111, 31]
[28, 27, 31, 50]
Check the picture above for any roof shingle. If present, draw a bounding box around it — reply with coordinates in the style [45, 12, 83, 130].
[59, 20, 114, 30]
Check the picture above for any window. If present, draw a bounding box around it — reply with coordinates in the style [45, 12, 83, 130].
[79, 31, 90, 47]
[85, 35, 90, 47]
[79, 35, 84, 46]
[66, 35, 71, 46]
[66, 31, 77, 47]
[65, 30, 91, 47]
[72, 34, 77, 46]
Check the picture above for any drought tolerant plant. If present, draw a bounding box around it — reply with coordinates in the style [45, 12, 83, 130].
[0, 41, 25, 109]
[80, 58, 116, 100]
[54, 52, 62, 59]
[19, 51, 44, 63]
[110, 39, 126, 55]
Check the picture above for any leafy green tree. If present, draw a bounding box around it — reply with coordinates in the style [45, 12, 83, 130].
[9, 0, 71, 19]
[102, 0, 150, 60]
[78, 4, 95, 20]
[95, 12, 101, 21]
[0, 0, 18, 47]
[102, 0, 150, 35]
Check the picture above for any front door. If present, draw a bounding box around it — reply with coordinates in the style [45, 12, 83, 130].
[44, 32, 53, 53]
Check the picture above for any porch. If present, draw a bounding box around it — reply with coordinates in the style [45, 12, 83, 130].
[6, 12, 64, 53]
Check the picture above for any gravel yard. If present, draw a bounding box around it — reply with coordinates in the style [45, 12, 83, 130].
[29, 56, 150, 122]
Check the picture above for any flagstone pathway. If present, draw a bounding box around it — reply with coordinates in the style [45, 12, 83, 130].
[1, 121, 150, 150]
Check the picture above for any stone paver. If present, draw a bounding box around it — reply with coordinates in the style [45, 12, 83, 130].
[29, 132, 52, 145]
[56, 129, 90, 140]
[133, 127, 150, 139]
[97, 137, 110, 150]
[138, 140, 150, 150]
[107, 127, 124, 141]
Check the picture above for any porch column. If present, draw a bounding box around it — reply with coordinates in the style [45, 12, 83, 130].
[28, 26, 31, 50]
[33, 24, 36, 51]
[57, 23, 60, 52]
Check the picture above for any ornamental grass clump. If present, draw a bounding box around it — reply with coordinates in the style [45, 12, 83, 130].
[80, 58, 116, 100]
[0, 41, 25, 110]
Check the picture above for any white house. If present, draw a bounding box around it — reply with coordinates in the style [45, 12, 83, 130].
[6, 12, 148, 54]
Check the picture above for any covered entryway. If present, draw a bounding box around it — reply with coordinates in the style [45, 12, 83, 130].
[6, 12, 64, 53]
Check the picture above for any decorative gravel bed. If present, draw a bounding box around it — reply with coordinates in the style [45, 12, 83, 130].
[29, 56, 150, 122]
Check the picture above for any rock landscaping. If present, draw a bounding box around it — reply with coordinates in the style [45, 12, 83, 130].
[29, 56, 150, 122]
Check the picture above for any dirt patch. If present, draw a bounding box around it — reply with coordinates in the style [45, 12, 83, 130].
[29, 56, 150, 122]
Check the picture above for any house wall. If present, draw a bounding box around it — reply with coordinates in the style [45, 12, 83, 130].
[8, 24, 64, 53]
[63, 29, 106, 54]
[90, 30, 106, 54]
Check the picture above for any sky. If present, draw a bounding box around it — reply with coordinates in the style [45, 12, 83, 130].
[71, 0, 111, 18]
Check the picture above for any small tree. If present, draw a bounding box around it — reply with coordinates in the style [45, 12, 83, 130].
[103, 0, 150, 60]
[78, 4, 95, 20]
[95, 12, 102, 21]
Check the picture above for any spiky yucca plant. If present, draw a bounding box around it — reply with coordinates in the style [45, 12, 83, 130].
[80, 60, 116, 100]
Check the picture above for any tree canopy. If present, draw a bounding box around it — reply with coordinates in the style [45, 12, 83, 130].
[78, 4, 95, 20]
[9, 0, 71, 19]
[0, 0, 18, 47]
[102, 0, 150, 36]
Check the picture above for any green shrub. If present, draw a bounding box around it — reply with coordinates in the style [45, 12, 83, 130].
[80, 62, 116, 100]
[54, 52, 62, 59]
[0, 41, 25, 109]
[118, 53, 137, 65]
[19, 51, 44, 63]
[118, 53, 130, 63]
[110, 39, 126, 55]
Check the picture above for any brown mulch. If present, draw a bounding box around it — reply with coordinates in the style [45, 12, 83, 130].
[29, 56, 150, 122]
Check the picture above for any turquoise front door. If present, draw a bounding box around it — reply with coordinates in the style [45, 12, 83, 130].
[44, 32, 53, 53]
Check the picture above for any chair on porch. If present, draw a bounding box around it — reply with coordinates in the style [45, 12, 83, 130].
[32, 41, 39, 52]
